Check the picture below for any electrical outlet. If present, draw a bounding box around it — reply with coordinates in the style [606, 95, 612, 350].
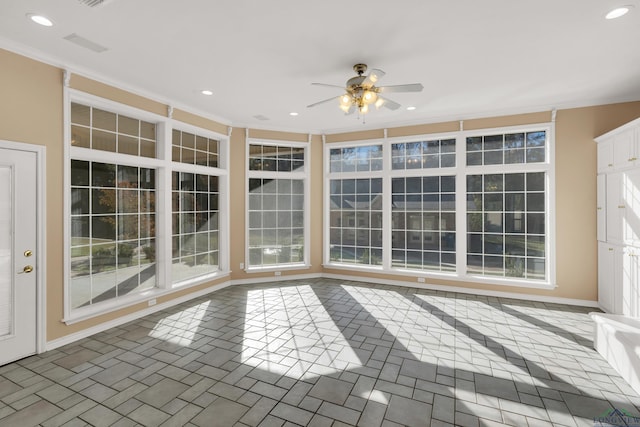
[417, 277, 425, 283]
[240, 262, 244, 269]
[148, 298, 157, 306]
[275, 271, 282, 276]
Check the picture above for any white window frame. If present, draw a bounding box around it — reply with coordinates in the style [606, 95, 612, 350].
[245, 138, 310, 272]
[323, 123, 556, 289]
[63, 89, 229, 324]
[387, 132, 459, 275]
[166, 122, 229, 287]
[324, 138, 386, 272]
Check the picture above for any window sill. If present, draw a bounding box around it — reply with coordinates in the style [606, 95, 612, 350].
[63, 270, 230, 325]
[323, 263, 555, 290]
[244, 263, 311, 273]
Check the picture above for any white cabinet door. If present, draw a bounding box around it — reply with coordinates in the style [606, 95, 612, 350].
[607, 172, 624, 243]
[598, 242, 615, 313]
[597, 140, 613, 173]
[613, 129, 637, 169]
[597, 174, 606, 241]
[624, 169, 640, 246]
[623, 247, 640, 317]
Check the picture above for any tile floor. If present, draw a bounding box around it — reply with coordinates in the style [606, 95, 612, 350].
[1, 278, 639, 427]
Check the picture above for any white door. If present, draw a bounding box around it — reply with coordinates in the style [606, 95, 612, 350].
[0, 147, 38, 365]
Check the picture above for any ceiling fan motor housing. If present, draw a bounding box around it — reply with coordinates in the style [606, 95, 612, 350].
[353, 63, 368, 75]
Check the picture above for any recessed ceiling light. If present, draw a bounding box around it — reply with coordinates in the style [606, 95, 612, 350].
[289, 112, 299, 116]
[606, 5, 633, 19]
[27, 13, 53, 27]
[200, 90, 213, 96]
[406, 106, 416, 111]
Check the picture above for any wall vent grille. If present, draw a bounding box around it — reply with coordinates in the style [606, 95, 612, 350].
[78, 0, 112, 7]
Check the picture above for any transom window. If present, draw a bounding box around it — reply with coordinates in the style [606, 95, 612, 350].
[71, 102, 156, 158]
[466, 131, 546, 166]
[172, 129, 219, 168]
[330, 145, 383, 172]
[392, 139, 455, 169]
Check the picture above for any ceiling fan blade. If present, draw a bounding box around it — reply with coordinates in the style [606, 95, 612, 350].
[377, 96, 401, 111]
[311, 83, 346, 90]
[361, 68, 385, 87]
[307, 95, 341, 108]
[377, 83, 424, 93]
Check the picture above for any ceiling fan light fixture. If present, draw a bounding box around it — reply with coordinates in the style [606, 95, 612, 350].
[339, 104, 351, 113]
[363, 90, 377, 104]
[375, 98, 385, 109]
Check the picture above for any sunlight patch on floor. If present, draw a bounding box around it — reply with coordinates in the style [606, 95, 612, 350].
[149, 300, 210, 346]
[241, 285, 365, 378]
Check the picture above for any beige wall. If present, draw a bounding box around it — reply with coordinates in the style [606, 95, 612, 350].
[3, 47, 640, 344]
[0, 49, 65, 342]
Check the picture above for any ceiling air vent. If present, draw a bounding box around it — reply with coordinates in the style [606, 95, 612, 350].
[64, 33, 108, 53]
[253, 115, 270, 121]
[77, 0, 113, 7]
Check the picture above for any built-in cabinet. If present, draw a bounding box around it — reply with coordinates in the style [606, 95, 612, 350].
[596, 117, 640, 317]
[594, 119, 640, 397]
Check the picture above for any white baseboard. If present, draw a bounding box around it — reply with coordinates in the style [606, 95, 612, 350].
[322, 273, 600, 308]
[46, 281, 232, 351]
[230, 272, 323, 286]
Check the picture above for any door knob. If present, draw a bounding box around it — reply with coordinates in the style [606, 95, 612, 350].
[20, 265, 34, 274]
[24, 250, 33, 257]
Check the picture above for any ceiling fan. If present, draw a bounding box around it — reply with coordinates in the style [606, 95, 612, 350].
[307, 63, 423, 116]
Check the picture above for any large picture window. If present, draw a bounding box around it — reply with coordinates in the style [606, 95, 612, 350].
[247, 141, 307, 269]
[67, 97, 227, 318]
[325, 126, 552, 287]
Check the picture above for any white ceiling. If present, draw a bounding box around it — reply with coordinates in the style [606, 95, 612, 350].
[1, 0, 640, 134]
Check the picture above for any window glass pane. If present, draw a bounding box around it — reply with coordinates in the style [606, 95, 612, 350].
[466, 172, 547, 280]
[71, 125, 90, 148]
[391, 175, 455, 272]
[71, 103, 91, 126]
[93, 108, 116, 132]
[118, 115, 139, 137]
[330, 177, 382, 266]
[70, 161, 156, 309]
[172, 171, 219, 283]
